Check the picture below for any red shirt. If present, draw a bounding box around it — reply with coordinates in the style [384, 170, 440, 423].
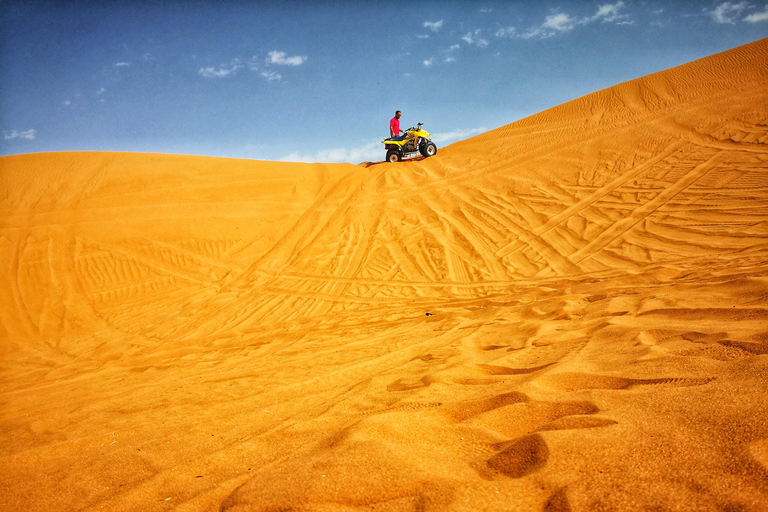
[390, 117, 400, 137]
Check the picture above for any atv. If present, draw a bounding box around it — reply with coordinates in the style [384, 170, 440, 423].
[383, 123, 437, 162]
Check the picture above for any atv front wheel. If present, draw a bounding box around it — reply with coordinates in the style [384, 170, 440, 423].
[386, 150, 401, 163]
[420, 142, 437, 158]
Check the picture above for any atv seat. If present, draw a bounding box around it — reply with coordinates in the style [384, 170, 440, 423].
[386, 134, 409, 141]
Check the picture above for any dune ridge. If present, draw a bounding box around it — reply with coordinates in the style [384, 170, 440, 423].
[1, 39, 767, 511]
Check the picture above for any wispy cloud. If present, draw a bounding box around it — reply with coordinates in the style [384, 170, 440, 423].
[543, 12, 577, 32]
[501, 2, 631, 39]
[462, 30, 489, 47]
[267, 50, 307, 66]
[199, 59, 243, 78]
[4, 129, 37, 140]
[114, 62, 131, 67]
[261, 70, 282, 81]
[423, 58, 434, 67]
[199, 66, 239, 78]
[429, 127, 486, 144]
[589, 1, 628, 23]
[281, 140, 382, 164]
[495, 27, 516, 38]
[744, 5, 768, 22]
[710, 1, 748, 23]
[424, 20, 443, 32]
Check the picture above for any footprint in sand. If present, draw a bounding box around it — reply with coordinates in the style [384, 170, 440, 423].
[477, 362, 555, 375]
[450, 362, 555, 386]
[748, 439, 768, 473]
[409, 353, 439, 362]
[480, 344, 510, 351]
[544, 487, 571, 512]
[481, 434, 549, 478]
[386, 375, 435, 392]
[444, 391, 616, 481]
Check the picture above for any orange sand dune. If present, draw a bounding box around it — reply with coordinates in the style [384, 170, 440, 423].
[2, 39, 768, 511]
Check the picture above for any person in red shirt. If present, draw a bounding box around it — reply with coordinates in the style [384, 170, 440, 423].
[390, 110, 402, 138]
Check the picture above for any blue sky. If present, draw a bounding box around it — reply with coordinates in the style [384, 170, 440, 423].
[1, 1, 767, 163]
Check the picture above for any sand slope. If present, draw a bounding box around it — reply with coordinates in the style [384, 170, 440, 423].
[1, 39, 768, 511]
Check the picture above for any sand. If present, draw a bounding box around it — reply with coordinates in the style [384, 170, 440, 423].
[1, 38, 767, 511]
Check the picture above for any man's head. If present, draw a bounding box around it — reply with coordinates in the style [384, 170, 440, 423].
[395, 110, 401, 119]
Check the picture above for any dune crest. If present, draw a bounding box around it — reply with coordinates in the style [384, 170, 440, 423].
[1, 39, 768, 511]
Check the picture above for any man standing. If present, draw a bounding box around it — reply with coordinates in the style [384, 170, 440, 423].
[390, 110, 402, 138]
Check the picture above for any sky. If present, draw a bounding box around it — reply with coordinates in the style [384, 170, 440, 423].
[1, 1, 767, 164]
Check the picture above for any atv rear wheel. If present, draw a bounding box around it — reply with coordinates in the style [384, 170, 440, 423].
[386, 149, 401, 163]
[420, 142, 437, 158]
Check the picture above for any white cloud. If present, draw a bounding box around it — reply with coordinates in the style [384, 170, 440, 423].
[512, 3, 630, 39]
[462, 30, 489, 47]
[543, 13, 577, 31]
[267, 50, 307, 66]
[281, 139, 382, 164]
[591, 1, 626, 23]
[423, 58, 434, 67]
[520, 28, 547, 39]
[4, 129, 37, 140]
[417, 34, 430, 39]
[114, 62, 131, 67]
[199, 59, 243, 78]
[261, 70, 282, 81]
[199, 64, 242, 78]
[429, 127, 486, 144]
[711, 1, 748, 23]
[445, 56, 456, 63]
[495, 27, 516, 38]
[424, 20, 443, 32]
[448, 44, 461, 51]
[96, 88, 105, 95]
[744, 5, 768, 22]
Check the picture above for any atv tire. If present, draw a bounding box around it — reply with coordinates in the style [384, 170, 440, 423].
[386, 150, 401, 163]
[420, 142, 437, 158]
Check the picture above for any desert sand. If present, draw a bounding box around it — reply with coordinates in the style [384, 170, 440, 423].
[1, 38, 767, 511]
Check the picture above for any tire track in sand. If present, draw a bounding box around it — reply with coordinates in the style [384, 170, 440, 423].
[495, 139, 687, 258]
[568, 150, 726, 264]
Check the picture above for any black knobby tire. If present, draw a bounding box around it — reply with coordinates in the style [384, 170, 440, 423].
[386, 149, 401, 163]
[420, 142, 437, 158]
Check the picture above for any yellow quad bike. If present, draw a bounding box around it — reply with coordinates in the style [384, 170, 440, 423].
[383, 123, 437, 162]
